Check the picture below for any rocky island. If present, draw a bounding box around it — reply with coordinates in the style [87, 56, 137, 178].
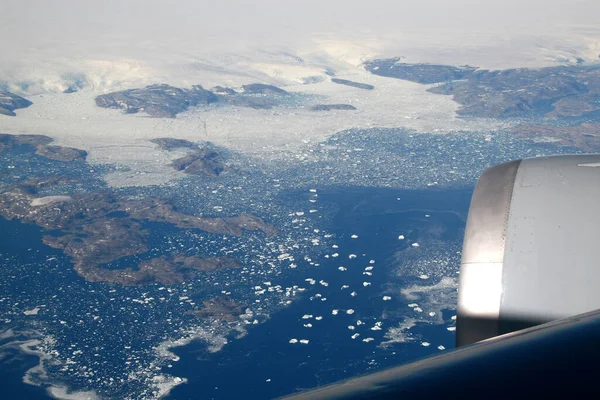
[364, 59, 477, 84]
[426, 66, 599, 118]
[211, 86, 238, 95]
[311, 104, 357, 111]
[512, 122, 600, 151]
[190, 296, 247, 323]
[330, 78, 374, 90]
[241, 83, 288, 95]
[95, 83, 218, 118]
[365, 58, 600, 119]
[150, 137, 199, 151]
[95, 82, 291, 117]
[170, 149, 229, 177]
[0, 175, 277, 285]
[0, 91, 33, 116]
[151, 138, 232, 177]
[0, 133, 87, 161]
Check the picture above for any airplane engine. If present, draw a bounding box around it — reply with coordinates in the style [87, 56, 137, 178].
[457, 154, 600, 346]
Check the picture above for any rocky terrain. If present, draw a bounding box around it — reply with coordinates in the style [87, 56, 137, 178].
[77, 255, 241, 286]
[0, 91, 33, 116]
[218, 94, 279, 110]
[0, 133, 87, 161]
[170, 149, 229, 177]
[0, 133, 51, 150]
[95, 84, 218, 118]
[241, 83, 288, 95]
[311, 104, 357, 111]
[34, 145, 87, 162]
[211, 86, 238, 95]
[365, 58, 600, 119]
[150, 138, 199, 151]
[364, 59, 477, 84]
[96, 82, 291, 117]
[150, 138, 232, 177]
[0, 177, 277, 285]
[427, 66, 600, 118]
[512, 122, 600, 151]
[330, 78, 374, 90]
[190, 296, 247, 323]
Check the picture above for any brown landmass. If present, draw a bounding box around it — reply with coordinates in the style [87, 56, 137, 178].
[0, 91, 33, 116]
[547, 95, 600, 118]
[511, 123, 600, 151]
[150, 138, 198, 151]
[190, 296, 246, 323]
[150, 137, 233, 177]
[122, 197, 278, 237]
[34, 145, 87, 162]
[0, 133, 87, 161]
[366, 59, 600, 119]
[170, 148, 229, 177]
[19, 176, 77, 193]
[78, 255, 241, 286]
[0, 179, 277, 285]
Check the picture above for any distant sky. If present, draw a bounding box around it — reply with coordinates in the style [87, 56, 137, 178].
[2, 0, 598, 45]
[1, 0, 599, 91]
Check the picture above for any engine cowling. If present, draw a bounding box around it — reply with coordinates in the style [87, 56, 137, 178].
[457, 154, 600, 346]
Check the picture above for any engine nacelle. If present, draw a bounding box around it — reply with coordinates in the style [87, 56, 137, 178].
[457, 154, 600, 346]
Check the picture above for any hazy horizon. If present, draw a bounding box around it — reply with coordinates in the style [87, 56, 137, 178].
[1, 0, 600, 94]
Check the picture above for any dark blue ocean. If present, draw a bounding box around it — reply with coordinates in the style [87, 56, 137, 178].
[164, 186, 471, 399]
[0, 218, 61, 400]
[0, 186, 471, 399]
